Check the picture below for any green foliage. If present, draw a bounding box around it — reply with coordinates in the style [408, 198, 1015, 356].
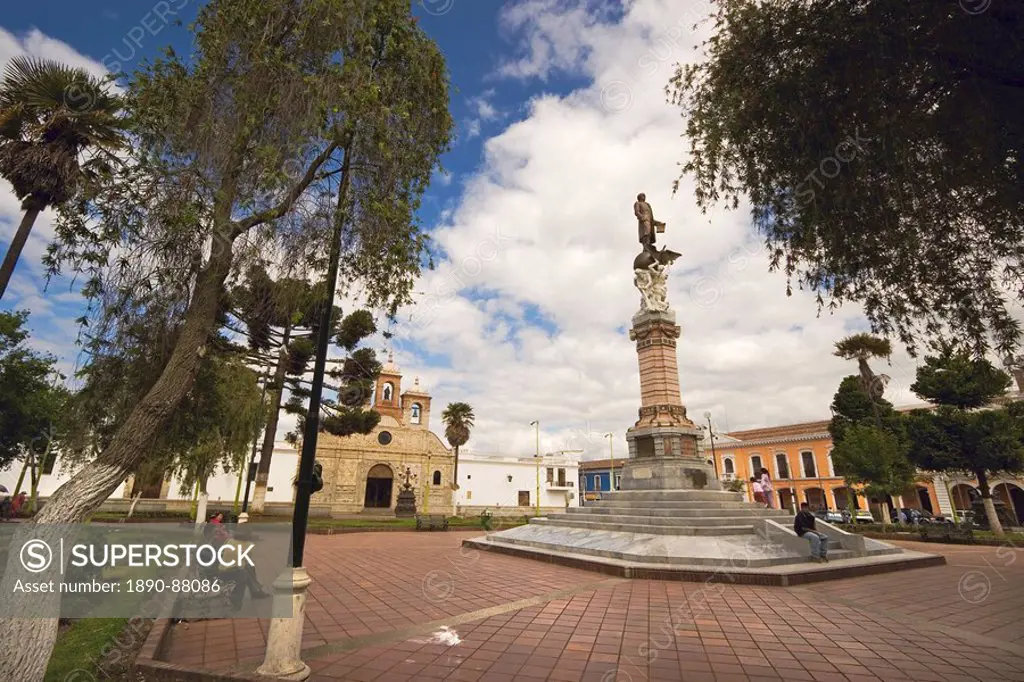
[904, 345, 1024, 536]
[169, 353, 265, 494]
[830, 424, 916, 502]
[669, 1, 1024, 356]
[0, 56, 125, 209]
[833, 334, 892, 365]
[0, 311, 70, 469]
[905, 406, 1024, 482]
[442, 402, 475, 450]
[910, 345, 1012, 409]
[829, 376, 900, 444]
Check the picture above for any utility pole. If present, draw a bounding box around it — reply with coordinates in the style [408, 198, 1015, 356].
[704, 412, 719, 481]
[604, 433, 615, 491]
[530, 420, 540, 516]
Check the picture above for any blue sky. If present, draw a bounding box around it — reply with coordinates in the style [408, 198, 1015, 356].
[0, 1, 928, 458]
[0, 0, 533, 371]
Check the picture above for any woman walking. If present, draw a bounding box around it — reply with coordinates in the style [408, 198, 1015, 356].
[750, 476, 765, 506]
[760, 468, 774, 509]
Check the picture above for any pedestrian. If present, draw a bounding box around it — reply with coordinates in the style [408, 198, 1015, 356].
[794, 502, 829, 563]
[750, 476, 765, 506]
[760, 468, 774, 509]
[11, 492, 27, 517]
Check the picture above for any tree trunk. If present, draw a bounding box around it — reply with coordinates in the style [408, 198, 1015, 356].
[0, 232, 235, 681]
[452, 444, 460, 491]
[977, 470, 1005, 537]
[252, 328, 291, 512]
[0, 206, 42, 300]
[12, 456, 29, 497]
[879, 501, 891, 527]
[126, 491, 142, 520]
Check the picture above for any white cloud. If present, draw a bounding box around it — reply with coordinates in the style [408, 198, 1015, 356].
[382, 0, 937, 461]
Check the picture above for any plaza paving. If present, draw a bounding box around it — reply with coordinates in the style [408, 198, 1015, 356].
[159, 531, 1024, 681]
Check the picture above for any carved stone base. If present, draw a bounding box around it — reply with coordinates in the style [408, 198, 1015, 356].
[394, 489, 417, 518]
[621, 425, 721, 491]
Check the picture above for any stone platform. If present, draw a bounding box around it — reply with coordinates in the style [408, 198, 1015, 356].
[464, 489, 945, 585]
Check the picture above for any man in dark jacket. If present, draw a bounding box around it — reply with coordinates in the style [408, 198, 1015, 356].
[794, 503, 829, 563]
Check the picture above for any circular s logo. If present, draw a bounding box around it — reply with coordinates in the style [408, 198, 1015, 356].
[21, 539, 53, 573]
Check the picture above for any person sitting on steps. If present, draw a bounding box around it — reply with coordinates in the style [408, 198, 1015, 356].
[794, 502, 829, 563]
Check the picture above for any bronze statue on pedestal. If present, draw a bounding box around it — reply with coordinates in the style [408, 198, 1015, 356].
[632, 193, 680, 271]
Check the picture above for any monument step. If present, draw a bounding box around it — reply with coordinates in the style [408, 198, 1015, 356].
[582, 499, 754, 509]
[532, 517, 755, 536]
[576, 502, 792, 515]
[571, 506, 791, 519]
[487, 532, 858, 568]
[599, 490, 742, 502]
[552, 512, 789, 527]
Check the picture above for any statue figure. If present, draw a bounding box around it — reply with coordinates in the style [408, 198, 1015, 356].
[634, 193, 666, 246]
[632, 193, 680, 271]
[634, 261, 670, 312]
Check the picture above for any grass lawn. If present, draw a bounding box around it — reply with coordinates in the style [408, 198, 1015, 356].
[45, 618, 130, 682]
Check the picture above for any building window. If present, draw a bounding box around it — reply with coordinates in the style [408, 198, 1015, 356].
[382, 382, 393, 402]
[547, 467, 554, 483]
[750, 455, 764, 476]
[775, 453, 790, 479]
[518, 490, 530, 506]
[466, 490, 472, 500]
[411, 403, 422, 424]
[613, 474, 621, 490]
[557, 468, 566, 486]
[377, 431, 392, 446]
[826, 450, 835, 477]
[801, 451, 817, 478]
[432, 470, 441, 486]
[723, 457, 735, 475]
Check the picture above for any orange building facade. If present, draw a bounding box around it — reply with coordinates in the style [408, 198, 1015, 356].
[700, 420, 1024, 525]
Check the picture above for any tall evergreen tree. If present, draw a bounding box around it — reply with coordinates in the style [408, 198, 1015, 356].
[905, 346, 1023, 535]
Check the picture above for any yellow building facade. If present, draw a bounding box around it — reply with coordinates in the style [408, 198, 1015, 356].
[704, 420, 1024, 525]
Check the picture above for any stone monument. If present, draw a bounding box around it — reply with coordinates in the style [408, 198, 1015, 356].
[621, 195, 719, 491]
[394, 467, 418, 518]
[460, 193, 944, 584]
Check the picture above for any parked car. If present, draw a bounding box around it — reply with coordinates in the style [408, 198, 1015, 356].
[853, 510, 875, 524]
[813, 509, 846, 524]
[898, 508, 938, 525]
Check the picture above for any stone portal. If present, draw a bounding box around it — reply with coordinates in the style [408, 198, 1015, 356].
[364, 464, 394, 508]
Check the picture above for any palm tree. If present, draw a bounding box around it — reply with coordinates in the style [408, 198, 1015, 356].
[0, 56, 126, 299]
[833, 333, 893, 401]
[442, 402, 474, 490]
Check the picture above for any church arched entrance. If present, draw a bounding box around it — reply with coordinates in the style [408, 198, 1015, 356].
[364, 464, 394, 509]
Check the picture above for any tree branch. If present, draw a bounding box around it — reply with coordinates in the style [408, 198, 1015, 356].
[232, 140, 340, 235]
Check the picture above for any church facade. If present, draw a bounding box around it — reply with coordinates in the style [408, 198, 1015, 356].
[313, 355, 456, 516]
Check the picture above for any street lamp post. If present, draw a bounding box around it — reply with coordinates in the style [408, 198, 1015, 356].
[530, 420, 540, 516]
[258, 148, 352, 680]
[604, 433, 615, 491]
[704, 412, 719, 481]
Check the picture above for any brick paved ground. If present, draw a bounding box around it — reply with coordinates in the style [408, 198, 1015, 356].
[161, 531, 1024, 681]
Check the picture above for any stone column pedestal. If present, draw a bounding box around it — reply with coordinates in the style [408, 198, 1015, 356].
[620, 308, 720, 491]
[256, 567, 313, 680]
